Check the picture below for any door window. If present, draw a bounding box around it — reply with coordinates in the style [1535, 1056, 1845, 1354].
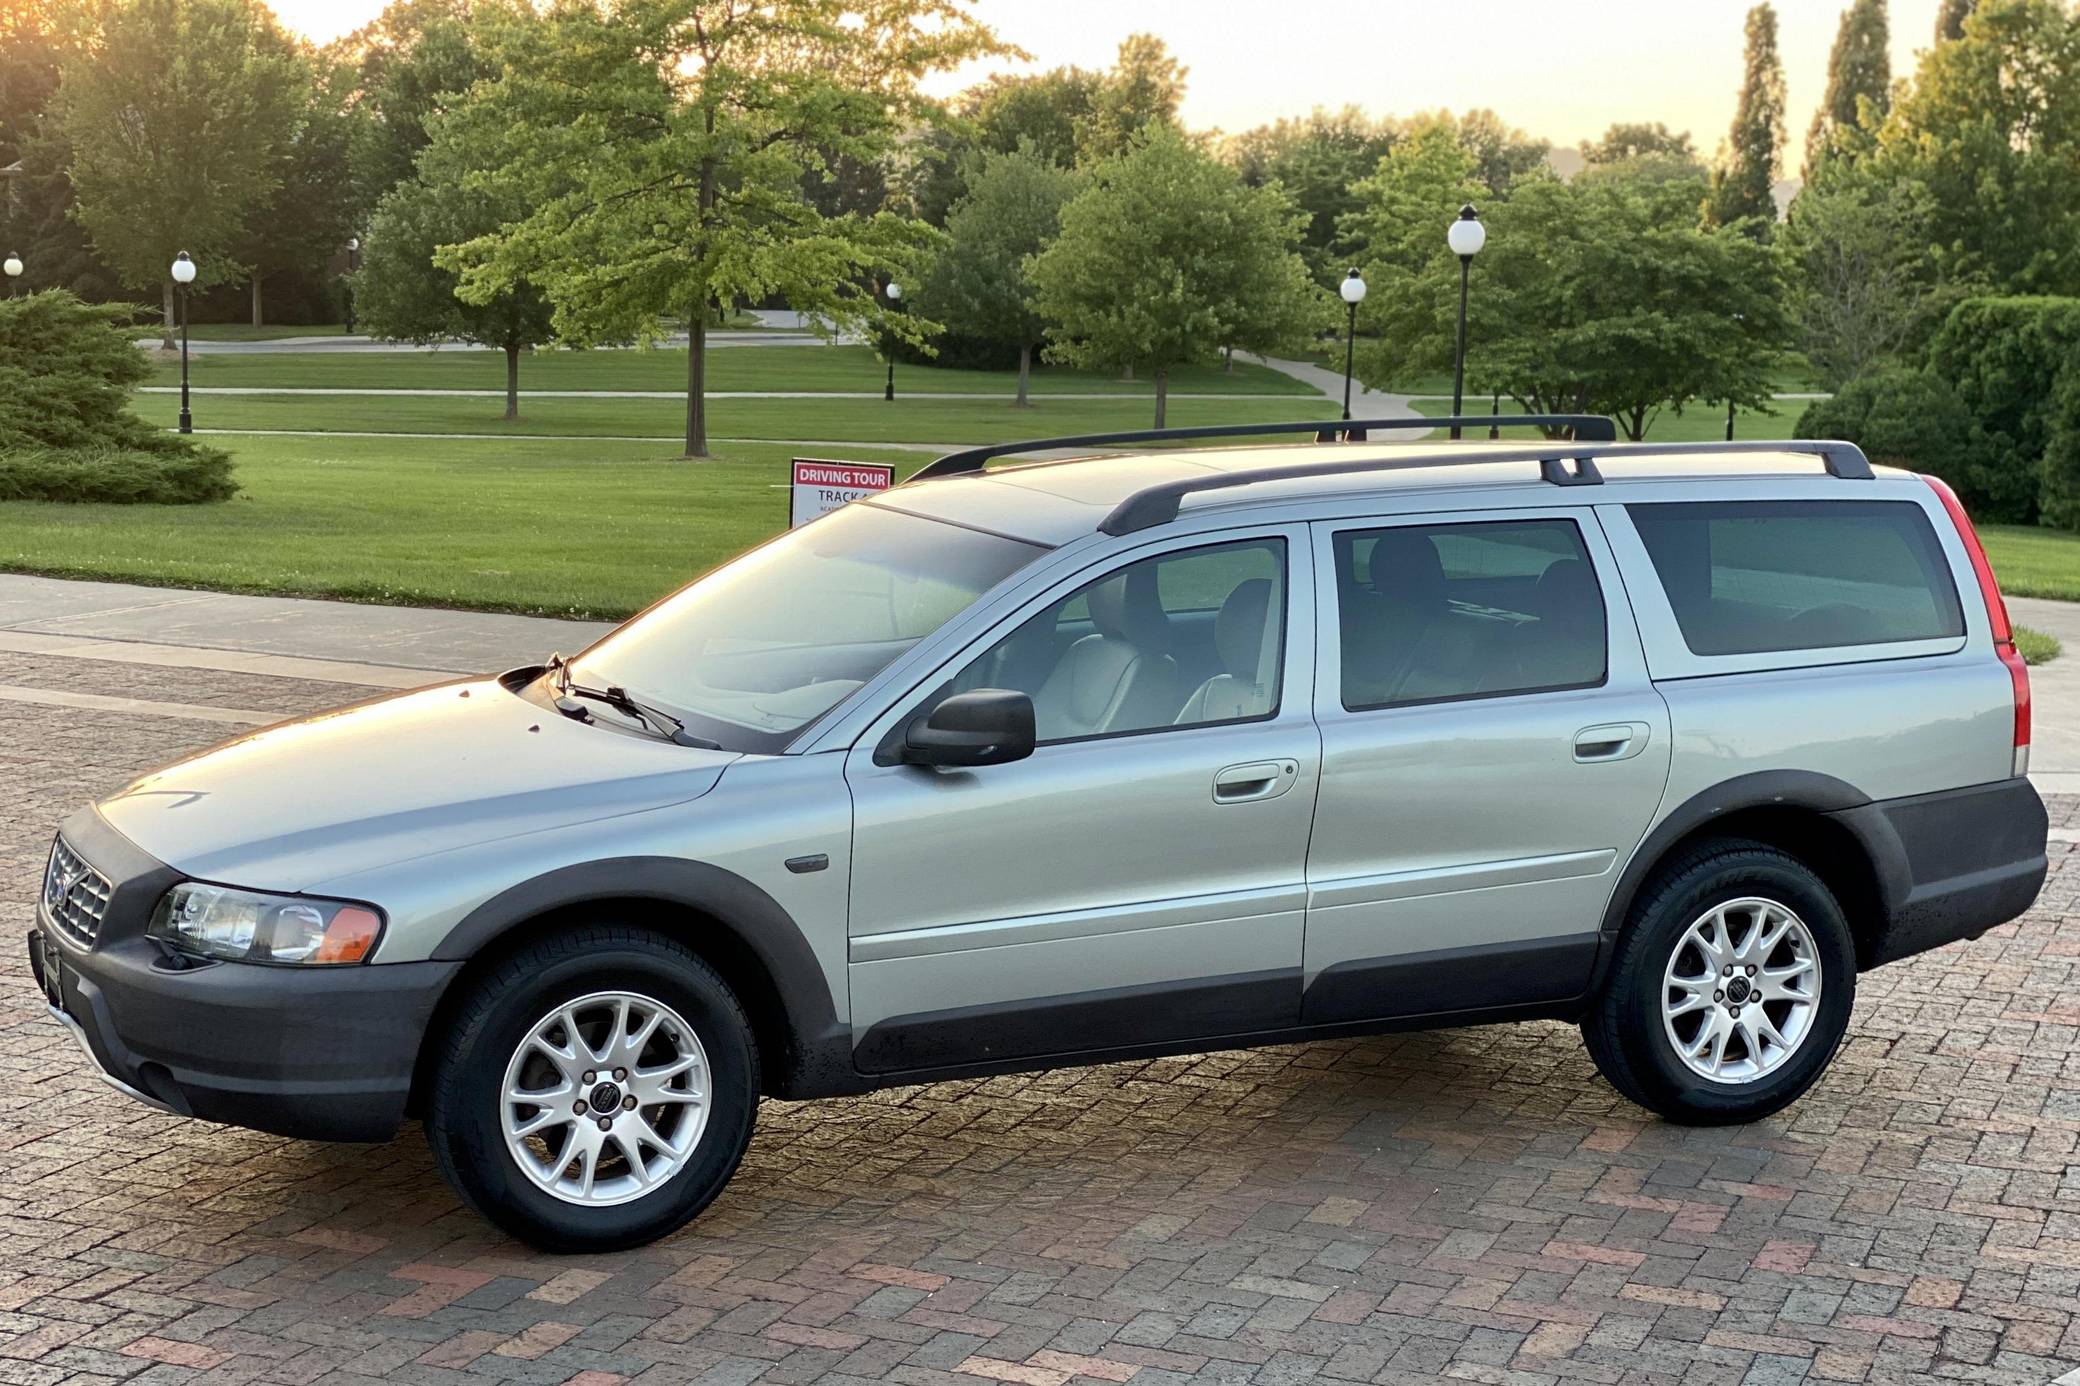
[952, 539, 1287, 743]
[1335, 519, 1606, 709]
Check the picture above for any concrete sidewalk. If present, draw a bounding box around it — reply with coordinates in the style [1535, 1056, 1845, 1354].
[0, 573, 606, 685]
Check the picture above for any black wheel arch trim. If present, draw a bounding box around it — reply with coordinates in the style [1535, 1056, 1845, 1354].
[429, 857, 858, 1099]
[1588, 770, 1881, 995]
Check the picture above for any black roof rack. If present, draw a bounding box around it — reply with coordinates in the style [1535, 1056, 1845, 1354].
[1098, 438, 1876, 535]
[906, 414, 1618, 482]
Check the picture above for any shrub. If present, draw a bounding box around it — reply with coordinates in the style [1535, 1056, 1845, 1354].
[0, 447, 239, 504]
[0, 289, 237, 504]
[1927, 296, 2080, 524]
[2041, 367, 2080, 530]
[1795, 366, 2006, 512]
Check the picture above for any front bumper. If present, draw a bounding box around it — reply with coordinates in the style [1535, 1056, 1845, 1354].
[32, 809, 460, 1143]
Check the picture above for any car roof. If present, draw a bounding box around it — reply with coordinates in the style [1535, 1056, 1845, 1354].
[870, 439, 1899, 547]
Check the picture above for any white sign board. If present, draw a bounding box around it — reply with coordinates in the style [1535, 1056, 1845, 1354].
[789, 458, 895, 528]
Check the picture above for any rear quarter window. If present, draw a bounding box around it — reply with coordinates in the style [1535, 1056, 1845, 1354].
[1627, 500, 1965, 656]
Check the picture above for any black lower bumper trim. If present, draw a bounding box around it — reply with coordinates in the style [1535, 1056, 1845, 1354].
[32, 927, 459, 1142]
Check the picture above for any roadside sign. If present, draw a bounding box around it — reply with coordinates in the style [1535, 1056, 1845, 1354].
[789, 458, 894, 528]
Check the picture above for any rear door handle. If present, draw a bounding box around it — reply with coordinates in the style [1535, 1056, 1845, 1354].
[1213, 759, 1300, 804]
[1573, 722, 1650, 763]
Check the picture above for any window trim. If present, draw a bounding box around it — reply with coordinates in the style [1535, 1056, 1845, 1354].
[860, 529, 1310, 758]
[1325, 515, 1611, 714]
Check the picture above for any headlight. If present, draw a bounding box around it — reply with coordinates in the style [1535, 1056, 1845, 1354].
[148, 883, 384, 965]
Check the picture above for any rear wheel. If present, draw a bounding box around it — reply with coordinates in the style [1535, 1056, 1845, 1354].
[1582, 841, 1856, 1124]
[426, 926, 758, 1252]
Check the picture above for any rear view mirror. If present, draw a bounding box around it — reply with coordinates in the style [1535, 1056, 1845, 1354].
[900, 689, 1035, 768]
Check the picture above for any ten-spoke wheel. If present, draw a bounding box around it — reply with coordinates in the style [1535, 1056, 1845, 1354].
[1582, 841, 1856, 1125]
[427, 928, 758, 1253]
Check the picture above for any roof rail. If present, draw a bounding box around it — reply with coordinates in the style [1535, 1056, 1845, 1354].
[906, 414, 1618, 482]
[1098, 439, 1876, 535]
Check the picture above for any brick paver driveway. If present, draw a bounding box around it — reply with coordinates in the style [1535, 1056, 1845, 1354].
[4, 650, 2077, 1386]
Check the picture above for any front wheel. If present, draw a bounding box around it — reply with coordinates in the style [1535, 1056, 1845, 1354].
[425, 927, 758, 1252]
[1582, 841, 1857, 1125]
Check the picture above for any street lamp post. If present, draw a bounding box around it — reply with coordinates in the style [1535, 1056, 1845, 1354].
[883, 281, 901, 402]
[343, 236, 361, 334]
[1447, 204, 1486, 440]
[1339, 269, 1367, 440]
[3, 252, 21, 297]
[171, 251, 197, 434]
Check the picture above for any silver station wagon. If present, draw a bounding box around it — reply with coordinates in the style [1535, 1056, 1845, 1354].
[32, 415, 2048, 1252]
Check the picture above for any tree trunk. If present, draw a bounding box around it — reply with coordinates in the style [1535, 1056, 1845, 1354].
[250, 276, 264, 328]
[1121, 363, 1134, 382]
[1153, 367, 1169, 429]
[1015, 343, 1032, 407]
[504, 343, 521, 420]
[685, 310, 708, 458]
[161, 283, 176, 350]
[1224, 346, 1235, 373]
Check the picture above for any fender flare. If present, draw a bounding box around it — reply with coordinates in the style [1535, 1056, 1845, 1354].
[430, 857, 860, 1098]
[1585, 769, 1899, 995]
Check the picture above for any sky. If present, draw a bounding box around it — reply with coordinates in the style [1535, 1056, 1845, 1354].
[274, 0, 1949, 154]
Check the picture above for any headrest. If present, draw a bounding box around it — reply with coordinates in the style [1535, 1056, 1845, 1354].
[1086, 564, 1168, 648]
[1215, 579, 1273, 680]
[1533, 557, 1598, 616]
[1368, 530, 1447, 602]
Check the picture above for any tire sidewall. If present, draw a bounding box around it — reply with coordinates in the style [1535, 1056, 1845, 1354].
[1617, 853, 1857, 1122]
[434, 943, 757, 1252]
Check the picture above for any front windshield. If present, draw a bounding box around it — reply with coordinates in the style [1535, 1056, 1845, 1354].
[571, 502, 1048, 753]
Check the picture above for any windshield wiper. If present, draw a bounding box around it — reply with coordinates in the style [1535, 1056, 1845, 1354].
[542, 653, 722, 749]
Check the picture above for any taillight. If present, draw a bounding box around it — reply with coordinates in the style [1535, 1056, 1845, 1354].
[1923, 474, 2030, 774]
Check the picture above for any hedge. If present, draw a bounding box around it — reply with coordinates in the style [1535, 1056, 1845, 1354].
[1927, 296, 2080, 525]
[1795, 366, 1995, 503]
[0, 447, 239, 504]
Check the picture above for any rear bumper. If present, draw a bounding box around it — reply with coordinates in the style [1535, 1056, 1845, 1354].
[31, 808, 459, 1143]
[1829, 776, 2048, 968]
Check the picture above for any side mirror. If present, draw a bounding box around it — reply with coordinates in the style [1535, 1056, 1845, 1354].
[899, 689, 1035, 768]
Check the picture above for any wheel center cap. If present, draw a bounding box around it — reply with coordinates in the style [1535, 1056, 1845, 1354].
[589, 1083, 622, 1115]
[1726, 976, 1752, 1004]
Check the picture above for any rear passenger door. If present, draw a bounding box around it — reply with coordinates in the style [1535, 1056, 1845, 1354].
[1301, 509, 1670, 1025]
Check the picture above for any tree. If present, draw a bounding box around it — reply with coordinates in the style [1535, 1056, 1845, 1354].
[54, 0, 303, 343]
[901, 67, 1098, 226]
[1936, 0, 1975, 41]
[1078, 34, 1186, 161]
[1337, 116, 1483, 341]
[917, 145, 1079, 405]
[1225, 107, 1397, 281]
[441, 1, 1004, 459]
[1454, 108, 1550, 196]
[236, 46, 361, 326]
[1576, 121, 1706, 188]
[1356, 173, 1788, 440]
[340, 0, 490, 215]
[1865, 0, 2080, 297]
[0, 2, 113, 297]
[1028, 127, 1322, 428]
[1805, 0, 1890, 176]
[355, 107, 557, 419]
[1704, 3, 1787, 231]
[1781, 169, 1934, 387]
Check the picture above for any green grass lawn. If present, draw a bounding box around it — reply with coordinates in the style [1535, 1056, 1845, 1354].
[145, 345, 1318, 397]
[1980, 524, 2080, 604]
[0, 435, 905, 619]
[134, 390, 1325, 444]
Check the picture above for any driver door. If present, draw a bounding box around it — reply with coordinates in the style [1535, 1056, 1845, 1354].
[842, 527, 1321, 1075]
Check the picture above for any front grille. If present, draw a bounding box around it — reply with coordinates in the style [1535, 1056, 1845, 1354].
[41, 837, 112, 948]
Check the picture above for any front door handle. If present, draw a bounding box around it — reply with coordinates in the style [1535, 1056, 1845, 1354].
[1213, 759, 1300, 803]
[1573, 722, 1650, 763]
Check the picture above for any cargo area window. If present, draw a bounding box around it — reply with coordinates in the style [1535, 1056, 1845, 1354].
[1627, 500, 1965, 657]
[1335, 519, 1607, 710]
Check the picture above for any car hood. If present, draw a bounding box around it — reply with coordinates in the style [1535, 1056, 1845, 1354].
[97, 678, 738, 891]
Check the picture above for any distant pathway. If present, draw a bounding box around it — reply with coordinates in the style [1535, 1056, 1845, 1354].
[1245, 354, 1431, 433]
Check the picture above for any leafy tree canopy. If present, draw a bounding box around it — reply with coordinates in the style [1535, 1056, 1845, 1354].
[1805, 0, 1890, 177]
[1224, 106, 1397, 281]
[1704, 3, 1787, 231]
[1576, 121, 1706, 188]
[439, 0, 1006, 456]
[337, 0, 490, 215]
[1029, 125, 1323, 427]
[1352, 171, 1788, 440]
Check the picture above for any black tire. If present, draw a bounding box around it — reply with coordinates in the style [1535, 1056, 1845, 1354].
[1582, 840, 1856, 1125]
[425, 925, 758, 1253]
